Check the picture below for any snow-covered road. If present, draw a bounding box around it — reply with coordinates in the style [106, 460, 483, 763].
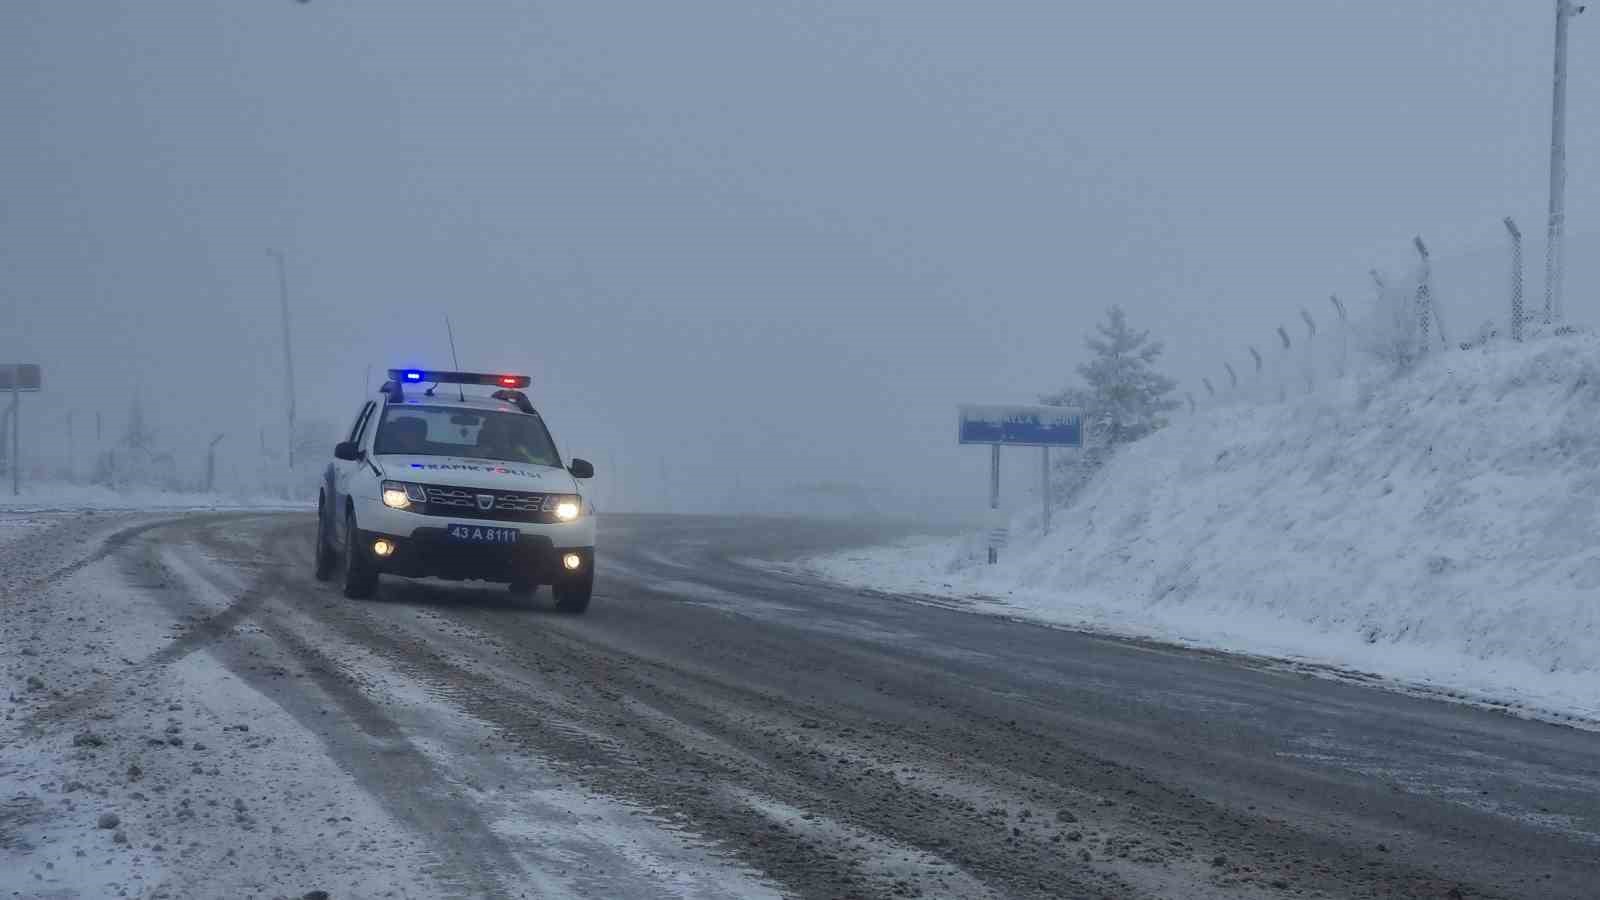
[6, 510, 1600, 899]
[1, 512, 781, 900]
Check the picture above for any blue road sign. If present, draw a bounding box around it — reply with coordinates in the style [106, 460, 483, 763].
[958, 403, 1082, 447]
[0, 365, 40, 392]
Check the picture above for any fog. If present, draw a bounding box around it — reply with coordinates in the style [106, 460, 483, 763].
[4, 1, 1597, 516]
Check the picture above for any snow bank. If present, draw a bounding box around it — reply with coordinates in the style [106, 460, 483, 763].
[0, 481, 305, 512]
[795, 335, 1600, 724]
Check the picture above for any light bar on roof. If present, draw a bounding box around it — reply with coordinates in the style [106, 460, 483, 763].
[387, 370, 531, 389]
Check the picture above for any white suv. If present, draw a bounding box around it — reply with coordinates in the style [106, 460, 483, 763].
[314, 369, 597, 612]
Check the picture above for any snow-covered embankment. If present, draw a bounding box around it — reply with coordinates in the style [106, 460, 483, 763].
[792, 335, 1600, 723]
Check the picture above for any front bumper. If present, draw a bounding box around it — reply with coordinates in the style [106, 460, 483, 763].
[357, 526, 593, 584]
[354, 498, 596, 584]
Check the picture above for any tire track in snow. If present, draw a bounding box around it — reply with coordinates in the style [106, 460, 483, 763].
[156, 522, 528, 900]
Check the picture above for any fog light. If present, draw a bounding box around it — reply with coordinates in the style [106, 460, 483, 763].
[562, 552, 582, 571]
[372, 539, 395, 558]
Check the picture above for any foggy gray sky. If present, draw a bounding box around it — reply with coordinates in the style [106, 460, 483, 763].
[4, 1, 1597, 512]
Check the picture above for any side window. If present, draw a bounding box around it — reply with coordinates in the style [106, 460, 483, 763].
[346, 402, 375, 444]
[354, 403, 381, 449]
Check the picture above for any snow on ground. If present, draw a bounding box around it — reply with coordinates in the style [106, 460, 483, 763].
[780, 334, 1600, 726]
[4, 511, 790, 900]
[0, 515, 53, 549]
[159, 542, 787, 900]
[0, 482, 305, 513]
[0, 517, 449, 899]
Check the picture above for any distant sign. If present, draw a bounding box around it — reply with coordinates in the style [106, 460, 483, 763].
[0, 365, 40, 392]
[958, 403, 1082, 447]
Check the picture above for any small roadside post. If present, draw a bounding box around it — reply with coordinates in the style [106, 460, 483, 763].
[958, 404, 1083, 564]
[1, 365, 43, 496]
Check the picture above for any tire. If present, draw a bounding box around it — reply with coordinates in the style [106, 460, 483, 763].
[314, 496, 337, 582]
[552, 567, 593, 614]
[342, 509, 378, 599]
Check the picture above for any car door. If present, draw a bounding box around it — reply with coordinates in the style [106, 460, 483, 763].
[329, 401, 375, 542]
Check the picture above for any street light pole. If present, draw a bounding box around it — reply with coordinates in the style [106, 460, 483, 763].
[1546, 0, 1586, 325]
[269, 249, 297, 471]
[206, 433, 227, 493]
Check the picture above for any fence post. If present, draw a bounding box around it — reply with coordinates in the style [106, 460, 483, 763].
[1505, 216, 1525, 341]
[1414, 236, 1433, 355]
[1202, 377, 1215, 398]
[1300, 308, 1318, 392]
[1329, 294, 1348, 378]
[1275, 326, 1292, 401]
[1224, 362, 1239, 391]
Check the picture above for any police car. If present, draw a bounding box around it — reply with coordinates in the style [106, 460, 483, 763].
[315, 369, 596, 612]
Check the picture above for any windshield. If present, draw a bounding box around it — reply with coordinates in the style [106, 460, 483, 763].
[372, 405, 561, 467]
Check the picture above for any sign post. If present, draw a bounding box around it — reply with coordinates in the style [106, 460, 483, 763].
[958, 403, 1082, 563]
[2, 365, 43, 496]
[989, 444, 1001, 563]
[8, 369, 15, 497]
[1041, 446, 1051, 535]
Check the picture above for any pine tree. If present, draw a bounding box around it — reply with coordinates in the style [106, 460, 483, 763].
[1042, 305, 1180, 499]
[1046, 305, 1179, 444]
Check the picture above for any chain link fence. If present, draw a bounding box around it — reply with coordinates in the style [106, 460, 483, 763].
[1191, 219, 1594, 410]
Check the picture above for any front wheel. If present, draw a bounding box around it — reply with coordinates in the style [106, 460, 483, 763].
[552, 566, 593, 615]
[314, 497, 337, 582]
[342, 510, 379, 599]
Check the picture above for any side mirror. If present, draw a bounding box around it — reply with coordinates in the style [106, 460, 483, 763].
[334, 441, 362, 462]
[568, 458, 595, 479]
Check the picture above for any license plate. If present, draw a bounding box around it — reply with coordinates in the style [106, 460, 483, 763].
[445, 524, 521, 544]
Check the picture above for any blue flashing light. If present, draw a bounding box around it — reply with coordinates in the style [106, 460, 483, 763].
[403, 371, 423, 382]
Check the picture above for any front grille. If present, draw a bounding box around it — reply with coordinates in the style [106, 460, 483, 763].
[420, 486, 562, 523]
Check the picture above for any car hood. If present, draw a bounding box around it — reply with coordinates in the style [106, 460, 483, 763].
[375, 455, 578, 493]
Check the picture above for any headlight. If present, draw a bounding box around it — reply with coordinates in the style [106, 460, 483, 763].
[542, 494, 581, 521]
[382, 481, 427, 510]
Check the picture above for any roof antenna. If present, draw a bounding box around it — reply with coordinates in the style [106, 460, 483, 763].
[444, 316, 465, 401]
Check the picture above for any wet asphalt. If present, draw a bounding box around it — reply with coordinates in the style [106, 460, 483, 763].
[24, 511, 1600, 899]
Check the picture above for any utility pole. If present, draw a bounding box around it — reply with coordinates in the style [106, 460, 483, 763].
[269, 249, 297, 471]
[1546, 0, 1585, 325]
[658, 456, 671, 514]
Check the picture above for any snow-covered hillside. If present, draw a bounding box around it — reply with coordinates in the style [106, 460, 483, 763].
[789, 334, 1600, 724]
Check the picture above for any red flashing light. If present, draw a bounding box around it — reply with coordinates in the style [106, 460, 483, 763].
[385, 369, 529, 389]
